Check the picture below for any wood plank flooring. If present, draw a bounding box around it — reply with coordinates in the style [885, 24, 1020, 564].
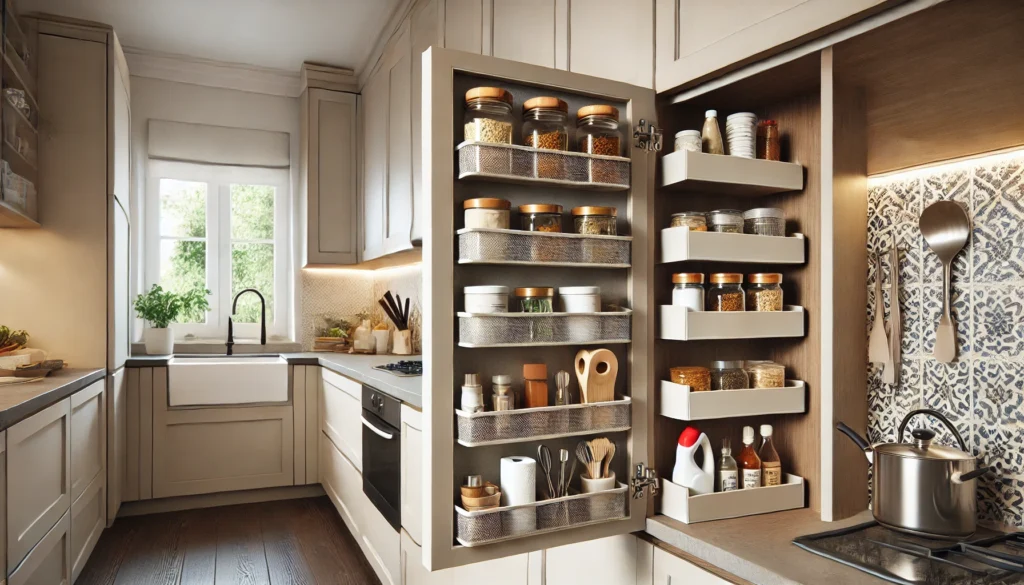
[77, 497, 382, 585]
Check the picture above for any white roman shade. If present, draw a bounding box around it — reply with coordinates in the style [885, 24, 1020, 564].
[147, 120, 289, 168]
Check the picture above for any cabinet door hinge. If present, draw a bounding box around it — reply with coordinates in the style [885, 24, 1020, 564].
[631, 463, 659, 499]
[633, 120, 662, 153]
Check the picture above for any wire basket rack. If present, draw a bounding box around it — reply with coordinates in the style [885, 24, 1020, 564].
[457, 228, 632, 267]
[457, 310, 632, 347]
[457, 141, 630, 189]
[454, 484, 629, 547]
[455, 397, 631, 447]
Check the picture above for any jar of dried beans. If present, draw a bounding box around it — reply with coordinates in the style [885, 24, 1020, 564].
[710, 360, 749, 390]
[576, 105, 621, 156]
[572, 206, 617, 236]
[464, 87, 514, 144]
[756, 119, 781, 161]
[671, 211, 707, 231]
[519, 203, 562, 232]
[748, 362, 785, 388]
[707, 209, 744, 233]
[523, 97, 570, 179]
[746, 273, 783, 311]
[670, 366, 711, 391]
[706, 273, 744, 311]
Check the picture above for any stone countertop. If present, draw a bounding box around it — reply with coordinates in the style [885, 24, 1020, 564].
[646, 510, 885, 585]
[283, 353, 422, 408]
[0, 368, 106, 431]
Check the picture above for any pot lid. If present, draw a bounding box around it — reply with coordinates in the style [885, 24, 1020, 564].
[875, 438, 975, 461]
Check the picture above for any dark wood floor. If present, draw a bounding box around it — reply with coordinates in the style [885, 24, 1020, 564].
[77, 496, 382, 585]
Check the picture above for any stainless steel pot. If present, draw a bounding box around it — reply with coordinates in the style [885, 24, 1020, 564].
[838, 409, 990, 539]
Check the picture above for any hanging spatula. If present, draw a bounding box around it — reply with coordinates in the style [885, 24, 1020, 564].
[868, 253, 890, 365]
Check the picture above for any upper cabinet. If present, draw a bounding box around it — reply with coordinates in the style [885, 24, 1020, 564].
[654, 0, 901, 91]
[0, 0, 40, 227]
[300, 63, 359, 266]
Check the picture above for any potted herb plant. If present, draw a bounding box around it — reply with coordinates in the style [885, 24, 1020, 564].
[134, 284, 211, 355]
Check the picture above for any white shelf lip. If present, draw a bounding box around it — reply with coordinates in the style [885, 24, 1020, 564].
[457, 338, 632, 349]
[458, 310, 631, 319]
[456, 141, 631, 191]
[659, 149, 804, 195]
[457, 140, 630, 162]
[660, 228, 806, 265]
[658, 474, 805, 524]
[660, 305, 805, 341]
[658, 380, 806, 421]
[457, 228, 633, 242]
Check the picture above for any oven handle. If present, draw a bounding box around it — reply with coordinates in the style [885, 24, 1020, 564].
[361, 415, 396, 440]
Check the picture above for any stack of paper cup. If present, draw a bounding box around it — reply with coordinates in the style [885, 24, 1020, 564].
[725, 112, 757, 159]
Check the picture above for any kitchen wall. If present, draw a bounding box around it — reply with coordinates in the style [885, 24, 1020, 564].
[866, 148, 1024, 526]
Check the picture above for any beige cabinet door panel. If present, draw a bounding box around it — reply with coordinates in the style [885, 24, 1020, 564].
[492, 0, 558, 68]
[106, 370, 126, 524]
[401, 406, 423, 546]
[7, 400, 71, 571]
[320, 429, 360, 536]
[546, 535, 638, 585]
[569, 0, 654, 88]
[402, 530, 529, 585]
[8, 511, 70, 585]
[70, 381, 105, 502]
[320, 369, 362, 471]
[69, 475, 104, 583]
[384, 24, 414, 256]
[361, 69, 388, 260]
[652, 546, 732, 585]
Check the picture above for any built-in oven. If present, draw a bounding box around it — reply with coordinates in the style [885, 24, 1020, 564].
[361, 384, 401, 531]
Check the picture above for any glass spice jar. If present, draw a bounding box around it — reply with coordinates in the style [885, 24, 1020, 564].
[464, 198, 511, 229]
[523, 97, 570, 150]
[710, 360, 749, 390]
[746, 273, 783, 311]
[671, 211, 708, 231]
[707, 209, 744, 233]
[670, 366, 711, 391]
[748, 363, 786, 388]
[672, 273, 705, 312]
[464, 87, 515, 144]
[519, 204, 562, 232]
[743, 207, 786, 237]
[572, 206, 617, 236]
[576, 105, 621, 156]
[756, 119, 781, 161]
[515, 287, 555, 313]
[707, 273, 745, 311]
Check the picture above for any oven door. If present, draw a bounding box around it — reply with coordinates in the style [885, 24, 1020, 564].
[361, 409, 401, 530]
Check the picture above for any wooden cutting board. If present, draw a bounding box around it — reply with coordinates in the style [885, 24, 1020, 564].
[575, 348, 618, 404]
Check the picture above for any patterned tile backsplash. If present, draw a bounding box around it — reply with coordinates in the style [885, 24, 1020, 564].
[866, 150, 1024, 526]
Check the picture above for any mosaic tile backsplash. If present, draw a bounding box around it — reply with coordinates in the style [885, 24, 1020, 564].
[866, 150, 1024, 527]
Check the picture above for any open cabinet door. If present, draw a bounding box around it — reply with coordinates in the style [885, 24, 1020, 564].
[421, 47, 658, 571]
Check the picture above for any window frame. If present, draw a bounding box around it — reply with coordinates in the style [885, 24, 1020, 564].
[145, 160, 291, 341]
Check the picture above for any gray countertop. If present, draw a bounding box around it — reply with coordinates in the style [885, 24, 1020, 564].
[283, 353, 422, 408]
[0, 368, 106, 431]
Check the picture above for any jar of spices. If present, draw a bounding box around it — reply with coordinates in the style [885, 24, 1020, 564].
[756, 119, 781, 161]
[523, 97, 570, 149]
[707, 209, 744, 233]
[748, 363, 786, 388]
[515, 287, 555, 313]
[743, 207, 786, 237]
[576, 105, 621, 156]
[672, 273, 705, 312]
[710, 361, 749, 390]
[674, 130, 702, 153]
[707, 273, 744, 311]
[519, 204, 562, 232]
[671, 211, 707, 231]
[559, 286, 601, 313]
[670, 366, 711, 391]
[492, 374, 514, 411]
[464, 87, 515, 144]
[523, 363, 549, 408]
[464, 198, 511, 229]
[746, 273, 783, 311]
[572, 206, 617, 236]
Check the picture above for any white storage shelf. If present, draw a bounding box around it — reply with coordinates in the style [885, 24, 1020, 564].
[658, 474, 805, 524]
[458, 310, 632, 348]
[659, 149, 804, 195]
[660, 305, 805, 341]
[658, 380, 806, 421]
[458, 228, 631, 268]
[456, 397, 631, 447]
[660, 227, 805, 265]
[458, 141, 630, 190]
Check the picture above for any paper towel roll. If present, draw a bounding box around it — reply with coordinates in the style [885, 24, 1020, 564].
[500, 456, 537, 506]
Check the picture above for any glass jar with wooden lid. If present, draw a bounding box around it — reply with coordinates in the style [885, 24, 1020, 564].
[572, 206, 617, 235]
[519, 203, 563, 232]
[464, 87, 514, 144]
[746, 273, 783, 311]
[464, 198, 511, 229]
[522, 97, 570, 150]
[706, 273, 744, 311]
[515, 287, 555, 313]
[576, 105, 621, 156]
[670, 366, 711, 391]
[671, 273, 705, 312]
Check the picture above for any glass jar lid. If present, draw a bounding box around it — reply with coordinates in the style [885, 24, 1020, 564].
[672, 273, 704, 284]
[710, 360, 745, 370]
[577, 104, 619, 121]
[670, 366, 709, 374]
[465, 197, 511, 210]
[673, 211, 706, 218]
[675, 130, 701, 139]
[748, 273, 783, 284]
[709, 273, 743, 284]
[514, 287, 555, 297]
[743, 207, 785, 220]
[571, 206, 617, 217]
[519, 203, 562, 214]
[708, 209, 744, 223]
[466, 87, 513, 105]
[523, 96, 568, 113]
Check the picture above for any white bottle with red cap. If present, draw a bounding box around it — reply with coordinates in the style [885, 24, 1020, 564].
[671, 426, 714, 495]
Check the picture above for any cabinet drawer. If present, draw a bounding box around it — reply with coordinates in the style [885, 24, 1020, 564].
[321, 370, 362, 471]
[653, 546, 732, 585]
[70, 475, 104, 583]
[7, 400, 71, 572]
[8, 510, 70, 585]
[71, 381, 105, 502]
[320, 430, 361, 535]
[400, 406, 422, 546]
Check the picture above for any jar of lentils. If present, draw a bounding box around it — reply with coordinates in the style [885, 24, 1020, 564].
[576, 105, 621, 156]
[710, 361, 749, 390]
[464, 87, 514, 144]
[707, 209, 744, 233]
[671, 211, 707, 231]
[670, 366, 711, 391]
[746, 273, 783, 311]
[748, 362, 786, 388]
[706, 273, 744, 311]
[519, 204, 562, 232]
[523, 97, 570, 150]
[743, 207, 785, 236]
[572, 206, 617, 236]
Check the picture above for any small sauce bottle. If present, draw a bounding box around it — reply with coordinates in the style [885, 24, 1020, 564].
[718, 438, 738, 492]
[701, 110, 725, 155]
[523, 363, 549, 408]
[738, 426, 762, 489]
[759, 424, 782, 486]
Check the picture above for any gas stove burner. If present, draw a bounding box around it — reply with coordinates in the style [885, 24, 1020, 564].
[373, 360, 423, 377]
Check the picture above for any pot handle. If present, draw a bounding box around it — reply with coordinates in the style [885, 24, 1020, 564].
[898, 409, 967, 452]
[953, 467, 992, 484]
[837, 422, 870, 451]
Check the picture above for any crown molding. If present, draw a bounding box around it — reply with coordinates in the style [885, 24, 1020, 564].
[123, 48, 304, 97]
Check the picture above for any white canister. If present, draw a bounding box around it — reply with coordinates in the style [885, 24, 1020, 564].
[559, 286, 601, 313]
[464, 197, 511, 229]
[674, 130, 702, 153]
[671, 273, 705, 312]
[464, 285, 510, 313]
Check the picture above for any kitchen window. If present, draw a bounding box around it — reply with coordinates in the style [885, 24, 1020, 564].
[145, 160, 290, 340]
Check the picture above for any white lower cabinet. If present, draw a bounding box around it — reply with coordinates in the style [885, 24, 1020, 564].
[321, 369, 362, 471]
[70, 382, 105, 503]
[652, 545, 732, 585]
[545, 535, 639, 585]
[8, 511, 70, 585]
[401, 530, 529, 585]
[400, 406, 422, 546]
[69, 476, 104, 583]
